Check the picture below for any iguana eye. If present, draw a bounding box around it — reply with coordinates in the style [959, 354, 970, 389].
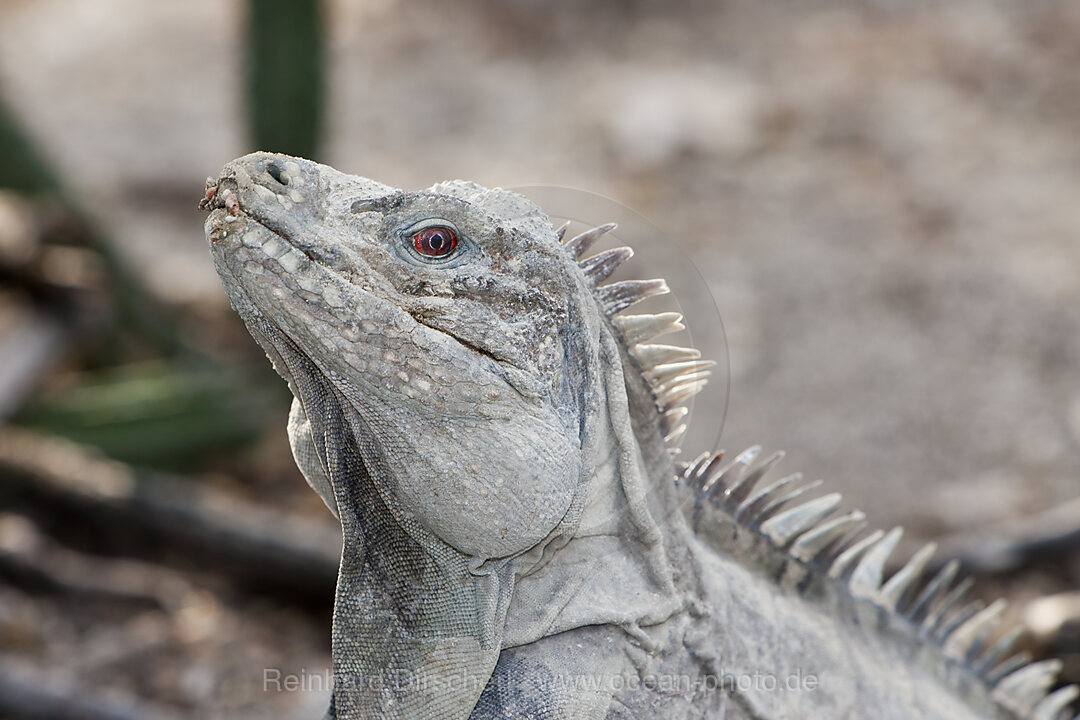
[413, 226, 458, 257]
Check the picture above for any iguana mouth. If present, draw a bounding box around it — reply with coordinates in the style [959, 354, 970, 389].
[201, 165, 310, 254]
[199, 177, 246, 238]
[198, 178, 236, 216]
[201, 176, 268, 252]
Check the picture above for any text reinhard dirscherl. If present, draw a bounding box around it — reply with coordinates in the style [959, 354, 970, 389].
[262, 667, 820, 695]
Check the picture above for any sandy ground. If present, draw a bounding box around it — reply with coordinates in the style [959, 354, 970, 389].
[1, 0, 1079, 715]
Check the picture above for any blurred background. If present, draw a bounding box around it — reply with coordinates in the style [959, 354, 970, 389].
[0, 0, 1079, 717]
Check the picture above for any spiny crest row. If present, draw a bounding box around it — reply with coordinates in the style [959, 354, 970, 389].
[560, 221, 1076, 718]
[683, 445, 1079, 720]
[559, 222, 711, 448]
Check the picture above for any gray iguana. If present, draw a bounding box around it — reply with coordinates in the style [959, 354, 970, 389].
[202, 152, 1078, 720]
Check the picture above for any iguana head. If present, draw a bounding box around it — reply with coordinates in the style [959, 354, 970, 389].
[204, 152, 706, 716]
[206, 153, 608, 558]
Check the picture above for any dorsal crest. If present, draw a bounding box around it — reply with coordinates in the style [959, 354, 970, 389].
[683, 446, 1079, 720]
[561, 222, 713, 448]
[563, 220, 1077, 719]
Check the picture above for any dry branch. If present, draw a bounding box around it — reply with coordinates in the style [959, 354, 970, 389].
[0, 427, 339, 607]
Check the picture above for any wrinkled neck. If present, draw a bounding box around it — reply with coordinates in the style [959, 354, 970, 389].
[500, 325, 692, 648]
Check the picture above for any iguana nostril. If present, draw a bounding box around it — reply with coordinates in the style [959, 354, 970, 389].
[267, 163, 290, 186]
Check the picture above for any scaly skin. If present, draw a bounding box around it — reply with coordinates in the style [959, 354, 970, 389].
[205, 152, 1075, 720]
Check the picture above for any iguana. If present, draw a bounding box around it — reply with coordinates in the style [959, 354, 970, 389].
[202, 151, 1078, 720]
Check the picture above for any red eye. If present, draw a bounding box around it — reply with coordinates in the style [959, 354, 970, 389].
[413, 226, 458, 257]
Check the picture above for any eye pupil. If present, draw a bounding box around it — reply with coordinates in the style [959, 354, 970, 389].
[413, 226, 458, 258]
